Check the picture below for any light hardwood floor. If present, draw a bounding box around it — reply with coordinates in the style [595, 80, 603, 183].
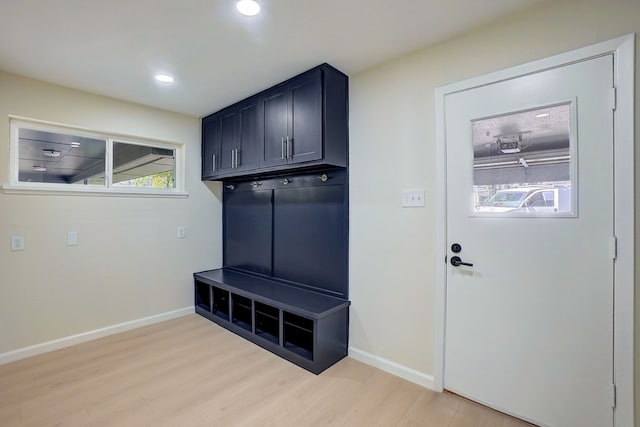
[0, 314, 534, 426]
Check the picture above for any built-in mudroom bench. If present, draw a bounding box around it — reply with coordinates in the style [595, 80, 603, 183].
[196, 63, 349, 374]
[194, 268, 349, 374]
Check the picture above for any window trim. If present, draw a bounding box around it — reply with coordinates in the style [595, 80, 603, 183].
[3, 116, 187, 197]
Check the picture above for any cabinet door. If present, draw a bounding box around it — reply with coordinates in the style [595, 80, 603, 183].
[224, 189, 273, 276]
[202, 117, 220, 178]
[218, 109, 238, 174]
[288, 69, 322, 164]
[236, 98, 260, 172]
[261, 86, 289, 167]
[273, 185, 345, 296]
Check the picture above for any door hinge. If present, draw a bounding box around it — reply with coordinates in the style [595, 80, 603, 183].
[610, 87, 617, 110]
[609, 384, 616, 408]
[610, 236, 617, 260]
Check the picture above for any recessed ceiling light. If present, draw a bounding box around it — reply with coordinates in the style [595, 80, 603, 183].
[42, 149, 61, 157]
[535, 113, 550, 119]
[33, 165, 47, 172]
[236, 0, 260, 16]
[155, 74, 175, 84]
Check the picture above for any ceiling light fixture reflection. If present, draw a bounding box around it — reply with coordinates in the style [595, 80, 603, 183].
[154, 74, 175, 84]
[42, 149, 61, 157]
[33, 165, 47, 172]
[236, 0, 260, 16]
[535, 113, 550, 118]
[70, 142, 81, 148]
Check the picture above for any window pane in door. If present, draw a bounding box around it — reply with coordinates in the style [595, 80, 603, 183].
[471, 103, 573, 215]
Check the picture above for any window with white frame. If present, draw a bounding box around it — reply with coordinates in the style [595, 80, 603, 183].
[6, 118, 185, 196]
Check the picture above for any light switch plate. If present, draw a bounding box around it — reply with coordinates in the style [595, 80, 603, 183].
[67, 231, 79, 246]
[11, 235, 25, 251]
[177, 226, 186, 239]
[402, 189, 425, 207]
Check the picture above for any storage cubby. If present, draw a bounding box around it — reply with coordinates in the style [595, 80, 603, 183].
[212, 286, 230, 321]
[284, 312, 314, 361]
[195, 281, 210, 311]
[231, 293, 253, 331]
[255, 302, 280, 344]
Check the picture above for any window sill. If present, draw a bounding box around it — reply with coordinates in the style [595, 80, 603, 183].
[2, 184, 188, 198]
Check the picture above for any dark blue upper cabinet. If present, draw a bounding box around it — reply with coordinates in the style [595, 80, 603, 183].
[202, 117, 220, 178]
[218, 109, 237, 173]
[202, 97, 260, 179]
[202, 64, 348, 180]
[261, 86, 289, 168]
[288, 70, 323, 165]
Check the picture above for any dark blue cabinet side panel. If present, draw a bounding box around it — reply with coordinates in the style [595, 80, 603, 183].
[273, 185, 345, 296]
[224, 189, 273, 275]
[323, 66, 348, 167]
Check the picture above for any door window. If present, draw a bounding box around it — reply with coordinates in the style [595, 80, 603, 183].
[472, 103, 575, 215]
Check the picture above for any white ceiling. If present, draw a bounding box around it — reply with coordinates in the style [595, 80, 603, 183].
[0, 0, 549, 117]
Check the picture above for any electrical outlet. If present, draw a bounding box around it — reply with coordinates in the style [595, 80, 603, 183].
[11, 235, 25, 251]
[177, 226, 186, 239]
[402, 189, 426, 207]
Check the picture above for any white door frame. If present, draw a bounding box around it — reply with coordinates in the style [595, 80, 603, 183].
[434, 34, 635, 426]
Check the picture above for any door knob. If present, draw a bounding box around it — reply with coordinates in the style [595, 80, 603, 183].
[450, 256, 473, 267]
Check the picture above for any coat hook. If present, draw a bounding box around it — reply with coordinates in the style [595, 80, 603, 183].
[282, 178, 291, 185]
[318, 174, 329, 182]
[252, 181, 262, 189]
[225, 184, 235, 190]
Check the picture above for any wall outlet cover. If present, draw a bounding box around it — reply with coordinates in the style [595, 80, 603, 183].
[11, 235, 25, 251]
[402, 189, 426, 207]
[67, 231, 79, 246]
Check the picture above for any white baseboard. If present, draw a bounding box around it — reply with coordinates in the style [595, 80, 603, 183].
[0, 306, 195, 366]
[348, 347, 435, 390]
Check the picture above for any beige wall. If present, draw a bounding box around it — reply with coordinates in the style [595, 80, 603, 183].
[0, 72, 222, 354]
[349, 0, 638, 402]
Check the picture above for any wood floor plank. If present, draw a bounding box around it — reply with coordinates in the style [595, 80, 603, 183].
[0, 315, 536, 427]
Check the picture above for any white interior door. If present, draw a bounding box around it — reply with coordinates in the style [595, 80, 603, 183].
[444, 55, 614, 427]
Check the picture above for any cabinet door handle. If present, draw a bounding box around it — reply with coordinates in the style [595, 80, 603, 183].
[234, 149, 239, 168]
[212, 154, 216, 172]
[231, 149, 235, 168]
[281, 137, 286, 160]
[287, 136, 292, 159]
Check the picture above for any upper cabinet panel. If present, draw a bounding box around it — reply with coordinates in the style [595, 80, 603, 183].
[203, 97, 260, 179]
[287, 69, 322, 165]
[261, 85, 289, 168]
[202, 116, 220, 179]
[202, 64, 348, 180]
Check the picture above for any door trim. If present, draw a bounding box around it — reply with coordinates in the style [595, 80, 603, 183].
[433, 34, 635, 426]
